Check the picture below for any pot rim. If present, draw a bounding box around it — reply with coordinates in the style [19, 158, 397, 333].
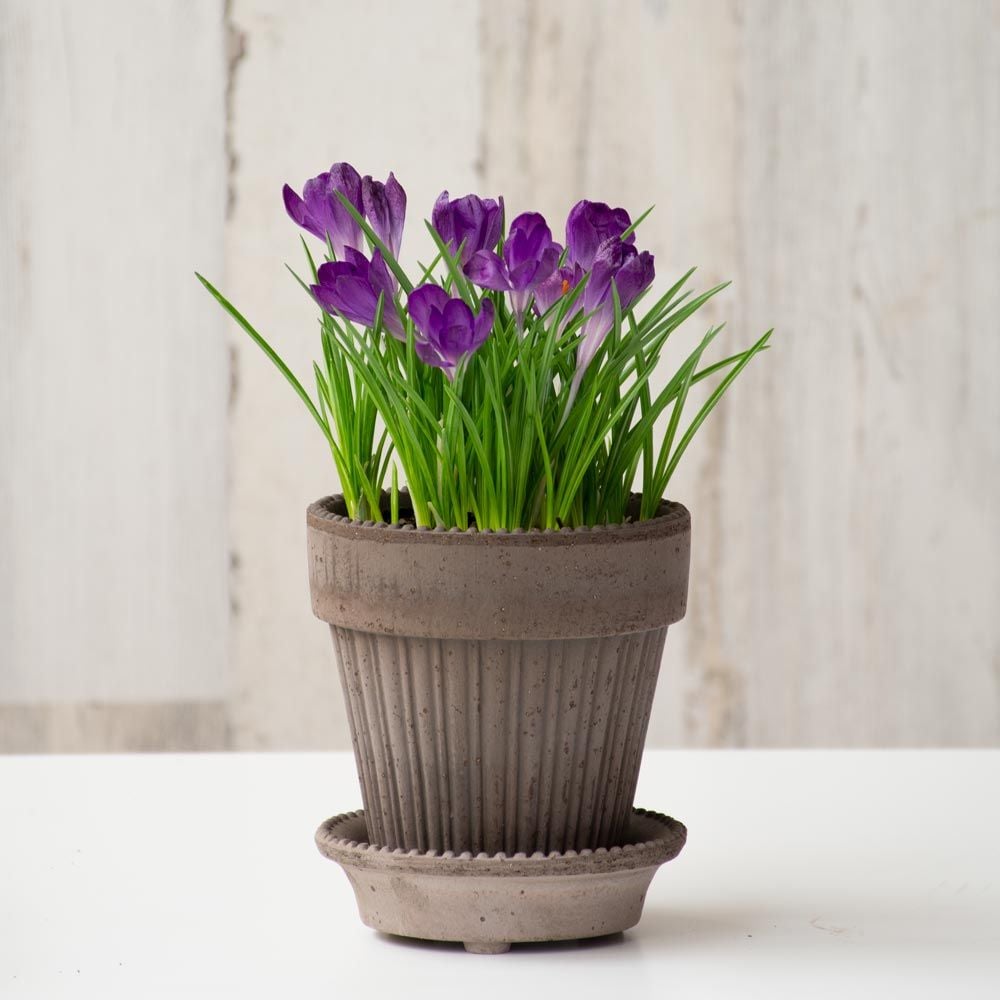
[307, 492, 692, 638]
[307, 492, 690, 546]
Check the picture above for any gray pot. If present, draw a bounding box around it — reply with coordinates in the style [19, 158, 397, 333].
[307, 495, 690, 856]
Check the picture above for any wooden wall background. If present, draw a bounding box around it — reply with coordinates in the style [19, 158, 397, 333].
[2, 0, 998, 751]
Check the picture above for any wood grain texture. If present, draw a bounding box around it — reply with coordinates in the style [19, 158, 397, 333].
[0, 702, 229, 753]
[0, 2, 229, 712]
[224, 0, 483, 748]
[3, 0, 997, 752]
[480, 0, 1000, 747]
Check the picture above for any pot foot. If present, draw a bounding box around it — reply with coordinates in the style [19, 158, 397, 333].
[464, 941, 510, 955]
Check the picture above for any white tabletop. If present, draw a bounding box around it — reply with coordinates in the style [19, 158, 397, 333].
[2, 750, 997, 998]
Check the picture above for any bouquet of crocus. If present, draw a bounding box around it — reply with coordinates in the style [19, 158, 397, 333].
[199, 162, 769, 531]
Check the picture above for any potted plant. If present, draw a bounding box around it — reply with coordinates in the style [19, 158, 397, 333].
[199, 161, 768, 947]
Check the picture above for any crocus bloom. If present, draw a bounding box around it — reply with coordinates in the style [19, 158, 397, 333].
[565, 200, 635, 270]
[407, 284, 494, 377]
[361, 172, 406, 259]
[571, 237, 655, 398]
[283, 162, 364, 258]
[465, 212, 562, 324]
[432, 191, 504, 267]
[312, 248, 403, 339]
[534, 263, 584, 317]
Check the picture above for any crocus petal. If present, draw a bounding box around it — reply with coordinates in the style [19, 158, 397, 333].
[415, 339, 448, 370]
[312, 273, 376, 323]
[433, 191, 505, 266]
[438, 298, 476, 356]
[465, 250, 511, 291]
[407, 283, 451, 340]
[612, 250, 655, 313]
[313, 252, 402, 338]
[507, 258, 541, 291]
[368, 249, 397, 300]
[384, 172, 407, 256]
[534, 264, 579, 314]
[482, 196, 504, 256]
[566, 200, 635, 270]
[289, 162, 365, 258]
[362, 172, 407, 259]
[431, 190, 454, 247]
[340, 246, 370, 271]
[506, 212, 549, 263]
[584, 238, 635, 312]
[282, 184, 321, 239]
[472, 298, 495, 349]
[535, 245, 562, 286]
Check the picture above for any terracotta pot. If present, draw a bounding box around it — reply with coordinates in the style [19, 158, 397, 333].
[307, 494, 690, 856]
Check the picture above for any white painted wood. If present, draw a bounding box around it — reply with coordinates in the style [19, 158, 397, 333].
[224, 0, 484, 747]
[2, 0, 996, 749]
[0, 1, 229, 702]
[480, 0, 1000, 747]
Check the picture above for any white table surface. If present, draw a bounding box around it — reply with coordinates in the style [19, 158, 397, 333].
[1, 750, 997, 998]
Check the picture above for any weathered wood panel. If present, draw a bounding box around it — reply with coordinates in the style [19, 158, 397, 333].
[483, 0, 1000, 746]
[3, 0, 997, 751]
[224, 0, 484, 747]
[0, 2, 229, 726]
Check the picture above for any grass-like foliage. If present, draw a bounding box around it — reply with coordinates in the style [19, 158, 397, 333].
[198, 164, 770, 530]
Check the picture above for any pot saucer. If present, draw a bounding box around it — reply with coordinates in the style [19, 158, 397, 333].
[315, 807, 686, 954]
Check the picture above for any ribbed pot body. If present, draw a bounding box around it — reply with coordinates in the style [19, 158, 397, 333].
[307, 495, 690, 855]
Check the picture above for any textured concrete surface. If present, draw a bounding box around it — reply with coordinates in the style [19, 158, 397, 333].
[315, 808, 687, 950]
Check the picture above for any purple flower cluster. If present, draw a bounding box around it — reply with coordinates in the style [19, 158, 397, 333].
[284, 161, 655, 384]
[284, 162, 406, 262]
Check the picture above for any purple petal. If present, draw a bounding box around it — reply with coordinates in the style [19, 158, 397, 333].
[534, 265, 578, 314]
[362, 171, 407, 259]
[297, 163, 364, 257]
[328, 162, 363, 207]
[507, 258, 540, 291]
[433, 191, 505, 265]
[534, 244, 562, 286]
[407, 283, 451, 339]
[431, 190, 453, 247]
[584, 238, 636, 312]
[312, 273, 376, 322]
[340, 246, 370, 271]
[368, 249, 396, 299]
[472, 298, 495, 349]
[439, 298, 475, 355]
[282, 183, 321, 239]
[612, 250, 655, 313]
[313, 252, 402, 338]
[565, 200, 635, 270]
[415, 340, 448, 370]
[465, 250, 511, 291]
[384, 172, 407, 256]
[482, 196, 504, 256]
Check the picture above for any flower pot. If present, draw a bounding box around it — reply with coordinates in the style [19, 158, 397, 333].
[307, 494, 690, 856]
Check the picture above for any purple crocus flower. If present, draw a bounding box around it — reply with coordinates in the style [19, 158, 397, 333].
[311, 247, 404, 339]
[565, 200, 635, 270]
[407, 284, 494, 377]
[283, 162, 364, 258]
[465, 212, 562, 324]
[361, 172, 406, 259]
[570, 237, 655, 399]
[534, 263, 584, 317]
[432, 191, 505, 267]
